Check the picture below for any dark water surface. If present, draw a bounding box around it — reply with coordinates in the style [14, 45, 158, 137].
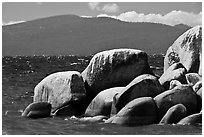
[2, 55, 202, 135]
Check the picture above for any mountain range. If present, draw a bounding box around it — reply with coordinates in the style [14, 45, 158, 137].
[2, 15, 191, 56]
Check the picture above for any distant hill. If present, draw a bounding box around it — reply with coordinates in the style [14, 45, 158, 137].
[2, 15, 188, 56]
[174, 24, 192, 31]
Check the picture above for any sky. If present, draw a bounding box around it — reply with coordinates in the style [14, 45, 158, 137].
[2, 2, 202, 27]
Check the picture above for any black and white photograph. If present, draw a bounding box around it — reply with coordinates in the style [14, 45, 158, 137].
[2, 1, 202, 135]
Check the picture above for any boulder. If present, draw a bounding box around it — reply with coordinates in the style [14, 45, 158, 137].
[113, 74, 164, 113]
[164, 26, 202, 75]
[159, 63, 187, 90]
[22, 102, 51, 118]
[169, 80, 182, 90]
[84, 87, 124, 117]
[159, 104, 187, 124]
[193, 81, 202, 92]
[34, 71, 86, 115]
[177, 112, 202, 125]
[81, 49, 153, 102]
[111, 97, 158, 126]
[154, 85, 198, 118]
[185, 73, 202, 86]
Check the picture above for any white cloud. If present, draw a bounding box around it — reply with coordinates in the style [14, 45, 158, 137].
[36, 2, 42, 5]
[97, 10, 202, 27]
[102, 3, 119, 13]
[88, 2, 119, 13]
[2, 21, 25, 26]
[88, 2, 100, 10]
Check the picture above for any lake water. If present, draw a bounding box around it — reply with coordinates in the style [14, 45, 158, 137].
[2, 55, 202, 135]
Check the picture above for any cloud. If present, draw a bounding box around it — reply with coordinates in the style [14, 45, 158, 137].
[88, 2, 119, 13]
[36, 2, 42, 5]
[102, 3, 119, 13]
[88, 2, 100, 10]
[2, 20, 25, 26]
[97, 10, 202, 27]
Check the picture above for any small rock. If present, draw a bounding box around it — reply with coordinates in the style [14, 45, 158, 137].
[193, 81, 202, 92]
[159, 104, 187, 124]
[177, 112, 202, 125]
[159, 63, 187, 90]
[169, 80, 182, 90]
[22, 102, 51, 118]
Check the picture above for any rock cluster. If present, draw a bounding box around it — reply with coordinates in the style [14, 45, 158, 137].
[22, 26, 202, 126]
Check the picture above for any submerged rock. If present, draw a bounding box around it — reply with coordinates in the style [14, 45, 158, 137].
[34, 71, 86, 115]
[159, 63, 187, 90]
[111, 97, 158, 126]
[154, 85, 198, 118]
[164, 26, 202, 75]
[159, 104, 187, 124]
[84, 87, 124, 117]
[22, 102, 51, 118]
[113, 74, 164, 113]
[81, 48, 153, 102]
[177, 112, 202, 125]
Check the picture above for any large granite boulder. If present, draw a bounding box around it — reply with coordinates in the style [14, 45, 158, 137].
[159, 104, 187, 124]
[177, 112, 202, 125]
[22, 102, 51, 118]
[34, 71, 86, 115]
[159, 63, 187, 90]
[81, 49, 153, 102]
[84, 87, 125, 117]
[112, 74, 164, 113]
[111, 97, 158, 126]
[154, 85, 198, 118]
[164, 26, 202, 75]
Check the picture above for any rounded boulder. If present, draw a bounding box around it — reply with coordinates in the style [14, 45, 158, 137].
[81, 49, 153, 101]
[34, 71, 86, 115]
[164, 26, 202, 75]
[159, 63, 187, 90]
[113, 74, 164, 113]
[111, 97, 158, 126]
[84, 87, 125, 117]
[22, 102, 51, 118]
[154, 85, 198, 118]
[177, 112, 202, 125]
[159, 104, 187, 124]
